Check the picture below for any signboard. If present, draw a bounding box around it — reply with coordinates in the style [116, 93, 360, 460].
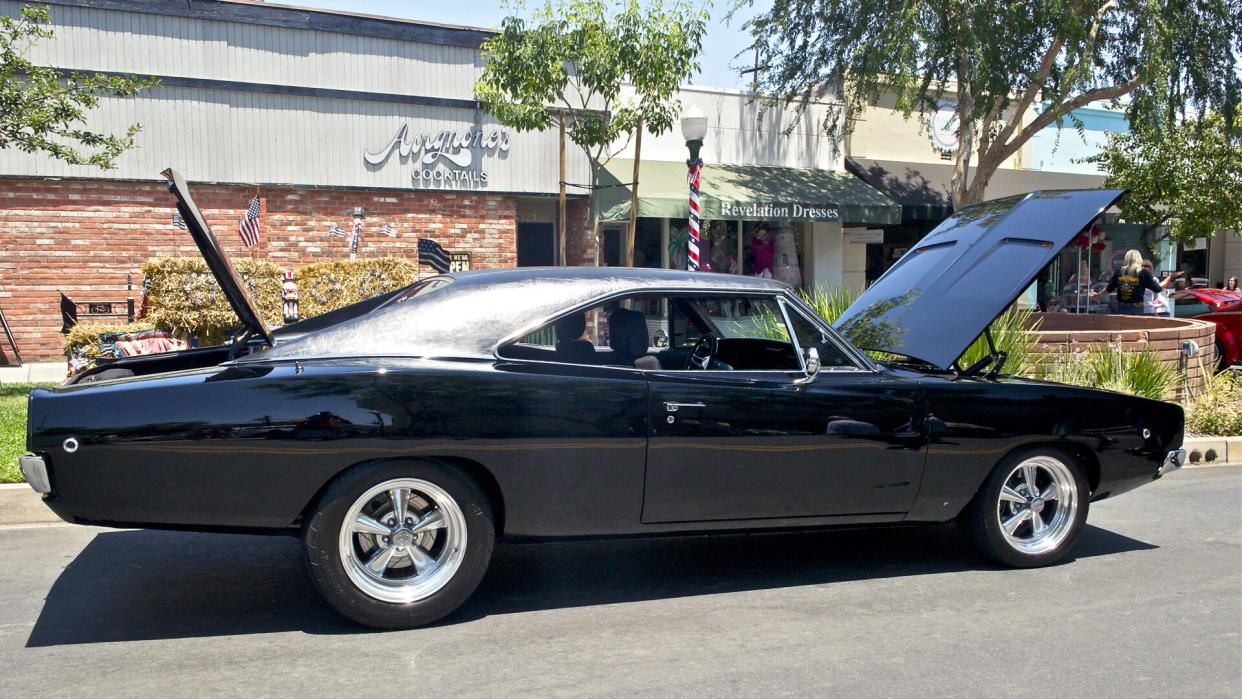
[847, 229, 884, 244]
[718, 201, 839, 222]
[364, 123, 510, 190]
[929, 100, 959, 156]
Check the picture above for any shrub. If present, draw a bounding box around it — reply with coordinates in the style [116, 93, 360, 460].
[1185, 366, 1242, 436]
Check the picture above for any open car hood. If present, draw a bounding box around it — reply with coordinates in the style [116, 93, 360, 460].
[834, 189, 1125, 370]
[162, 168, 273, 347]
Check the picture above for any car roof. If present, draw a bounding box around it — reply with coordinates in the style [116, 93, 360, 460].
[251, 266, 791, 361]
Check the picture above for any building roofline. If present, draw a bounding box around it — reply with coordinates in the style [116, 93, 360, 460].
[38, 0, 495, 48]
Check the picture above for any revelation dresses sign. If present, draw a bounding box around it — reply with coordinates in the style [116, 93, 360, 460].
[364, 123, 510, 187]
[719, 201, 840, 222]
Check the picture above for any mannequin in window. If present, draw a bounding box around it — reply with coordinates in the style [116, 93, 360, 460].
[750, 223, 774, 277]
[771, 225, 802, 287]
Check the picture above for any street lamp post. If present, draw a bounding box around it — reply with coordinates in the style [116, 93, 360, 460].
[680, 105, 708, 271]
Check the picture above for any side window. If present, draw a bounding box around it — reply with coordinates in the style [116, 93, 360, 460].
[498, 293, 844, 372]
[785, 305, 855, 368]
[500, 296, 665, 367]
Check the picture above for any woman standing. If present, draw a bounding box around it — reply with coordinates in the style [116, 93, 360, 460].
[1093, 249, 1163, 315]
[1141, 260, 1182, 317]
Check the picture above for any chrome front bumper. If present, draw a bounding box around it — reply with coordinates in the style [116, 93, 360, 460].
[18, 455, 51, 494]
[1159, 449, 1186, 477]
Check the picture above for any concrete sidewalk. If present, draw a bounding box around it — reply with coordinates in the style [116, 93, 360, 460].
[0, 362, 66, 384]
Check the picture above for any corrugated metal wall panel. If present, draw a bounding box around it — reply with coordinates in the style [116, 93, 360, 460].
[4, 1, 484, 101]
[0, 87, 592, 194]
[0, 0, 592, 194]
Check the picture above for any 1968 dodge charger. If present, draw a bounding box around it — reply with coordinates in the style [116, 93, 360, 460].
[19, 170, 1185, 628]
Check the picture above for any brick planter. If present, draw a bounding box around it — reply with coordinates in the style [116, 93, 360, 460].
[1027, 313, 1218, 400]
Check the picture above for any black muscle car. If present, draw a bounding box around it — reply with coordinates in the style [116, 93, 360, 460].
[19, 170, 1185, 629]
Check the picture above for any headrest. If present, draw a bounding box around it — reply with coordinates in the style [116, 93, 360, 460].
[555, 312, 586, 343]
[608, 308, 648, 358]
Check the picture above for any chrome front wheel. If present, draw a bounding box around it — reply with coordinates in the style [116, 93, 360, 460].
[961, 447, 1090, 567]
[994, 456, 1079, 555]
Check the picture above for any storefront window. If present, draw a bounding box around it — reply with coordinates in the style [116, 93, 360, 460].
[645, 217, 808, 287]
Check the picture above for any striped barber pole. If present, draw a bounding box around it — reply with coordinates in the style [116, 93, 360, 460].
[348, 220, 362, 261]
[687, 157, 703, 271]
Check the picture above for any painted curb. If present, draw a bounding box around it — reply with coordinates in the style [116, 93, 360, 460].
[1182, 436, 1242, 467]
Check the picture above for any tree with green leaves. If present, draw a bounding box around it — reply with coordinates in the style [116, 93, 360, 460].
[1084, 110, 1242, 248]
[475, 0, 708, 265]
[0, 5, 155, 169]
[738, 0, 1241, 208]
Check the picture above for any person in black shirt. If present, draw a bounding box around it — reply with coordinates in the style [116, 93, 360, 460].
[1092, 249, 1163, 315]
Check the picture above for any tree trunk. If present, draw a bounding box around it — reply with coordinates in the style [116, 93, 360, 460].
[590, 160, 602, 267]
[950, 47, 976, 209]
[627, 119, 642, 267]
[558, 110, 567, 266]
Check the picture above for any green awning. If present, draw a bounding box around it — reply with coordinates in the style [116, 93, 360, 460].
[598, 159, 901, 226]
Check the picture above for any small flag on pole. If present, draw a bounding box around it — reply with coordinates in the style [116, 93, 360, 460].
[418, 238, 450, 273]
[238, 194, 261, 247]
[171, 214, 187, 229]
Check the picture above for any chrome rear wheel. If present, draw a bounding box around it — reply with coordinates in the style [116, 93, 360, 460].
[304, 460, 494, 629]
[339, 478, 468, 604]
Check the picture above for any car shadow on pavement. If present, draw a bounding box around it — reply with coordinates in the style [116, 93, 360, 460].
[26, 522, 1155, 646]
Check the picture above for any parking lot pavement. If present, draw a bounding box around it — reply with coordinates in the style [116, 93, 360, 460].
[0, 465, 1238, 697]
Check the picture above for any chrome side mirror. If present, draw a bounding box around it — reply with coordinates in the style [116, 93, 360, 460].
[795, 347, 820, 387]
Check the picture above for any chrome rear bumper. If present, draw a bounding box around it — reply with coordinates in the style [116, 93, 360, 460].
[1159, 449, 1186, 477]
[18, 455, 51, 494]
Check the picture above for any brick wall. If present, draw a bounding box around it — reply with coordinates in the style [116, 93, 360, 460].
[1027, 313, 1218, 400]
[565, 199, 596, 266]
[0, 178, 594, 361]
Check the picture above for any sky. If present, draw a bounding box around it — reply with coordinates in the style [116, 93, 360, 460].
[281, 0, 770, 91]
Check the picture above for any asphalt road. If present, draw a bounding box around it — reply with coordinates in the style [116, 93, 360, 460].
[1, 466, 1238, 698]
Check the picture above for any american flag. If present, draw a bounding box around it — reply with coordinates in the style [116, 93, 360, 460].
[238, 194, 261, 247]
[171, 214, 187, 229]
[418, 238, 450, 273]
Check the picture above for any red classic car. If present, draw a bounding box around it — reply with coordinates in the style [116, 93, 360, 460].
[1170, 288, 1242, 371]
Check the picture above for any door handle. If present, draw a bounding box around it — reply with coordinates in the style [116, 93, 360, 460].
[664, 401, 706, 412]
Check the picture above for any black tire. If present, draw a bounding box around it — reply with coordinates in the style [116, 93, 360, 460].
[1214, 339, 1227, 373]
[959, 446, 1090, 568]
[303, 459, 494, 629]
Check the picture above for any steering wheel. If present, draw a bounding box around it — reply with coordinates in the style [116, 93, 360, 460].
[685, 333, 719, 370]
